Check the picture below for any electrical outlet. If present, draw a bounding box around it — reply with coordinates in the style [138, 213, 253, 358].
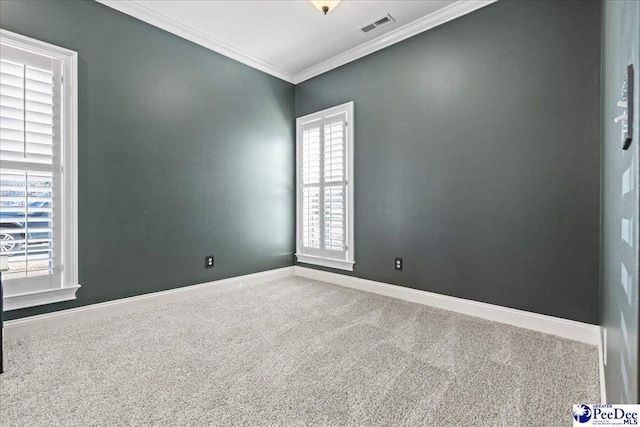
[395, 258, 403, 271]
[205, 255, 214, 268]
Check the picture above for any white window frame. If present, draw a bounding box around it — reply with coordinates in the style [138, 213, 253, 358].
[1, 29, 79, 311]
[296, 101, 355, 271]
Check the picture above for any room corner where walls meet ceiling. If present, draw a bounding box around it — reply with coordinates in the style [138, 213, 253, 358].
[95, 0, 498, 84]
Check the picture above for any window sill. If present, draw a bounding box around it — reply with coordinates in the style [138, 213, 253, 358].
[3, 284, 81, 311]
[295, 254, 355, 271]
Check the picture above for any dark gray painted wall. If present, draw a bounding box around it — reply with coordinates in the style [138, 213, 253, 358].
[601, 0, 639, 404]
[1, 0, 603, 328]
[0, 0, 295, 320]
[295, 0, 601, 324]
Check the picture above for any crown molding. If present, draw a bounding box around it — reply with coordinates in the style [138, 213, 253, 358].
[95, 0, 498, 85]
[293, 0, 498, 84]
[95, 0, 296, 83]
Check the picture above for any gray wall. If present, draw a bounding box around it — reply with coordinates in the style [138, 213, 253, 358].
[601, 0, 639, 404]
[0, 0, 296, 320]
[295, 0, 601, 324]
[1, 1, 604, 328]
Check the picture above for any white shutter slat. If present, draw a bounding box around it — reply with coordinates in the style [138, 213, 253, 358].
[1, 95, 24, 109]
[0, 84, 23, 99]
[1, 127, 55, 143]
[0, 140, 25, 153]
[1, 105, 23, 120]
[26, 80, 53, 96]
[26, 100, 53, 114]
[26, 121, 53, 136]
[0, 60, 23, 77]
[25, 67, 53, 84]
[0, 73, 23, 88]
[1, 152, 53, 164]
[4, 140, 52, 153]
[0, 96, 54, 110]
[26, 143, 53, 156]
[25, 89, 54, 105]
[1, 127, 23, 141]
[0, 116, 24, 131]
[26, 132, 53, 145]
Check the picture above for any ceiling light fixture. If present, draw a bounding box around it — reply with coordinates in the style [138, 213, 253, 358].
[311, 0, 342, 15]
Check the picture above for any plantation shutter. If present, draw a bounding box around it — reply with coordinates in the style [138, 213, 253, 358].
[0, 44, 63, 292]
[299, 111, 348, 261]
[301, 118, 322, 255]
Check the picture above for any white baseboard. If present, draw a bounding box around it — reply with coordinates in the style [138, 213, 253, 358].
[5, 265, 600, 347]
[599, 328, 607, 403]
[294, 266, 600, 345]
[4, 266, 294, 338]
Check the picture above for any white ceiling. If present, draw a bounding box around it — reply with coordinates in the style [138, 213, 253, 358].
[98, 0, 496, 83]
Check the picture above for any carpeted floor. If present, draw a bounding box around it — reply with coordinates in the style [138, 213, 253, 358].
[0, 277, 599, 426]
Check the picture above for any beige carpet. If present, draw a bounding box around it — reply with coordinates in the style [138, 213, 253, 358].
[0, 276, 599, 426]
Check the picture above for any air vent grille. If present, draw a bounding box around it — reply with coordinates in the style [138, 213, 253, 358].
[361, 23, 377, 33]
[360, 14, 395, 34]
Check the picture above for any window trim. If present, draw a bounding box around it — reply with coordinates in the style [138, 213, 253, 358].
[1, 29, 79, 311]
[295, 101, 355, 271]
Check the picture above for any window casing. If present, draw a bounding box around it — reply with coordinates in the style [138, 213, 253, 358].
[0, 30, 79, 310]
[296, 102, 354, 271]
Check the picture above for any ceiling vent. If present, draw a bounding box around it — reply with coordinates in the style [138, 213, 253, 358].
[360, 14, 395, 34]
